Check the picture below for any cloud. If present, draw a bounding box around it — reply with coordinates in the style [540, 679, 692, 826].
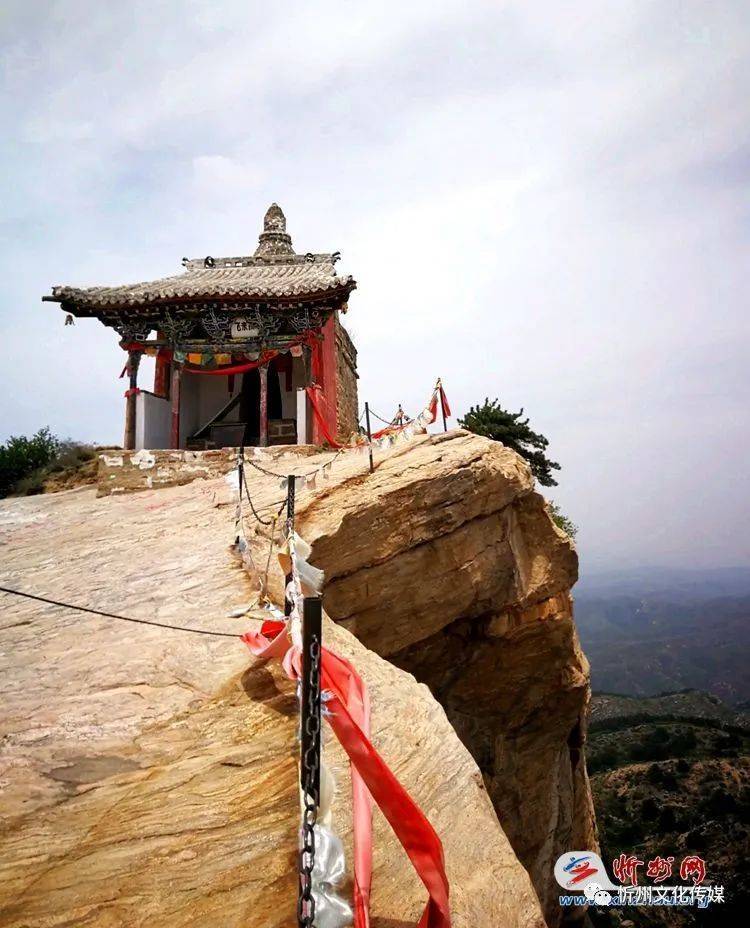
[1, 0, 749, 570]
[191, 155, 264, 196]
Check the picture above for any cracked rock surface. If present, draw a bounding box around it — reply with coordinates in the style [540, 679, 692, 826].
[0, 445, 547, 928]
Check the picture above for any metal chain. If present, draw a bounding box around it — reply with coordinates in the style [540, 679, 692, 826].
[243, 467, 287, 526]
[298, 633, 321, 927]
[367, 404, 413, 426]
[243, 406, 370, 483]
[285, 478, 296, 618]
[236, 448, 245, 536]
[238, 445, 288, 528]
[287, 474, 296, 537]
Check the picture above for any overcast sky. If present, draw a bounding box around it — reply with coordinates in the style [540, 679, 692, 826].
[1, 1, 748, 573]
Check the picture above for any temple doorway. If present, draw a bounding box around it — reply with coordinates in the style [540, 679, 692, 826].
[181, 355, 297, 448]
[239, 366, 283, 444]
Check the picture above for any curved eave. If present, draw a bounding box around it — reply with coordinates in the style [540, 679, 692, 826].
[43, 279, 357, 318]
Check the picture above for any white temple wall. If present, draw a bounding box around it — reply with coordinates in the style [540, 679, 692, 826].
[139, 367, 298, 449]
[175, 374, 238, 446]
[277, 370, 296, 419]
[197, 375, 241, 424]
[135, 391, 171, 450]
[296, 389, 310, 443]
[178, 374, 200, 447]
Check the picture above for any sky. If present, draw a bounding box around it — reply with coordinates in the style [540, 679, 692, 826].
[1, 0, 748, 573]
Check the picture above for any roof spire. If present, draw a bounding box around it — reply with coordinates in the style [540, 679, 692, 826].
[255, 203, 294, 257]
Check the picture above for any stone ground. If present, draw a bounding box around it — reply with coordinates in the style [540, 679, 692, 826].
[0, 436, 546, 928]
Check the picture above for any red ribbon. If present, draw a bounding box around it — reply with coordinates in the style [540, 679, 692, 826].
[184, 330, 321, 376]
[305, 386, 344, 448]
[123, 387, 141, 398]
[242, 621, 451, 928]
[439, 386, 451, 419]
[371, 420, 409, 440]
[371, 389, 440, 440]
[184, 349, 277, 377]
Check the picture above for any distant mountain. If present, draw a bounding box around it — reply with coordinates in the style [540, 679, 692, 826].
[574, 567, 750, 706]
[587, 692, 750, 927]
[576, 565, 750, 601]
[590, 690, 750, 732]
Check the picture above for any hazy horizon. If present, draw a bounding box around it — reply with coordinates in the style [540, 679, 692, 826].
[1, 1, 748, 574]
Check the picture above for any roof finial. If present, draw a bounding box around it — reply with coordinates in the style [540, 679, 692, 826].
[255, 203, 294, 257]
[264, 203, 286, 232]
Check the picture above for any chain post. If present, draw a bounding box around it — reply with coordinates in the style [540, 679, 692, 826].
[284, 475, 296, 617]
[364, 402, 374, 474]
[235, 443, 245, 539]
[237, 442, 245, 494]
[298, 595, 322, 928]
[437, 378, 448, 432]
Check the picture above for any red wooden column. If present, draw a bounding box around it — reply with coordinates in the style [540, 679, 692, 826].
[123, 349, 141, 451]
[154, 346, 170, 397]
[259, 363, 269, 447]
[170, 363, 182, 449]
[310, 317, 339, 445]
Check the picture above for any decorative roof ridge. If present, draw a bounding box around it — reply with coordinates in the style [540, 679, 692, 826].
[181, 253, 337, 270]
[41, 206, 354, 310]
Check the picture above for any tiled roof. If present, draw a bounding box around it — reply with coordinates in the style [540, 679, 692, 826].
[44, 204, 355, 310]
[48, 259, 353, 308]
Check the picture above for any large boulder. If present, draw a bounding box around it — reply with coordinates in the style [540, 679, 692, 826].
[0, 474, 545, 927]
[290, 431, 597, 924]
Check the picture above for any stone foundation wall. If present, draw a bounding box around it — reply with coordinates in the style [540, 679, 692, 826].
[97, 445, 318, 496]
[335, 315, 359, 440]
[97, 449, 237, 496]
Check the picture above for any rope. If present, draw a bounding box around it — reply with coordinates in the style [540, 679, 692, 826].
[0, 586, 239, 638]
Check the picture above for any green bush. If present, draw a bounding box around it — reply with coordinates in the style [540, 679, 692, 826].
[459, 398, 561, 486]
[658, 805, 677, 831]
[0, 428, 60, 497]
[646, 763, 664, 785]
[661, 769, 679, 790]
[701, 789, 737, 816]
[0, 431, 98, 497]
[548, 502, 578, 539]
[641, 796, 659, 819]
[670, 728, 698, 754]
[588, 745, 621, 773]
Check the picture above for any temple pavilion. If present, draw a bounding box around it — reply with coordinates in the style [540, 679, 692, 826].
[44, 204, 359, 450]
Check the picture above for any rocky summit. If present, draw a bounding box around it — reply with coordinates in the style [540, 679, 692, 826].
[0, 430, 595, 927]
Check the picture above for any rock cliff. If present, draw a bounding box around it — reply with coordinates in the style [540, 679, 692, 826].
[0, 431, 595, 927]
[292, 431, 597, 923]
